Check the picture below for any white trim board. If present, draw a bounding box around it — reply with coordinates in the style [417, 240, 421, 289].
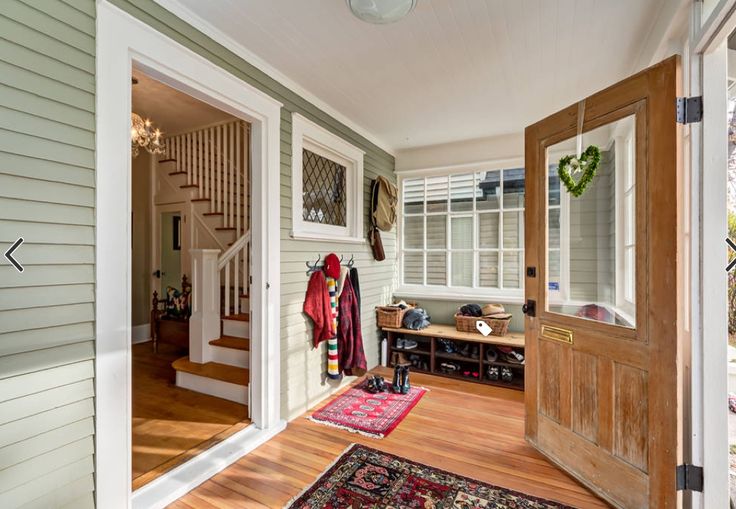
[131, 421, 286, 509]
[96, 3, 283, 508]
[152, 0, 395, 156]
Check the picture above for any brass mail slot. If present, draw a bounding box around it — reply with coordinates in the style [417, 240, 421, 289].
[541, 325, 573, 344]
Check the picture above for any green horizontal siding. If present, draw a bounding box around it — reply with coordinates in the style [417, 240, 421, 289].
[110, 0, 397, 421]
[0, 1, 95, 508]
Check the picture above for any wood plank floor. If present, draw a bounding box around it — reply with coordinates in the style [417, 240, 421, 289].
[132, 342, 250, 490]
[169, 367, 608, 508]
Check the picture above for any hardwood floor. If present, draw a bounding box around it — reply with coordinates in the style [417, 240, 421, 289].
[169, 367, 608, 508]
[132, 342, 250, 490]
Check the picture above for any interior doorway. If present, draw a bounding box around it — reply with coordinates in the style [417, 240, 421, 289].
[129, 68, 253, 490]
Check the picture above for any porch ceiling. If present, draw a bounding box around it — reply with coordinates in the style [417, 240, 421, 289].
[168, 0, 669, 150]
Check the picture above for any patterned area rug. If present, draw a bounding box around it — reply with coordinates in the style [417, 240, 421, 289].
[287, 444, 576, 508]
[308, 379, 427, 438]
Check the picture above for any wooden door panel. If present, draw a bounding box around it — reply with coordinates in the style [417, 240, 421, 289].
[538, 339, 561, 422]
[614, 363, 649, 472]
[525, 56, 681, 508]
[571, 350, 598, 443]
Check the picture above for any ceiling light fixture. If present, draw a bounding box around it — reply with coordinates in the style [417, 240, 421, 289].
[130, 76, 165, 157]
[347, 0, 417, 24]
[131, 112, 165, 157]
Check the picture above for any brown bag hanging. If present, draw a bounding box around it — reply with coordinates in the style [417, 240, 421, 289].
[369, 225, 385, 261]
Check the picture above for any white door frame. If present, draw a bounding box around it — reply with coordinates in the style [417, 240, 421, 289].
[691, 2, 734, 508]
[95, 2, 284, 508]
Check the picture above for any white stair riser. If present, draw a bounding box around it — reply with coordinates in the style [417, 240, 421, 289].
[222, 319, 249, 338]
[240, 297, 249, 311]
[210, 346, 249, 368]
[176, 371, 248, 405]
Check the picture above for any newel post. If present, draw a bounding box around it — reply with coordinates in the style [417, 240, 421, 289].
[189, 249, 221, 363]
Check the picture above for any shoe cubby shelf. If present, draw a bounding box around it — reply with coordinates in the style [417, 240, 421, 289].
[382, 324, 525, 392]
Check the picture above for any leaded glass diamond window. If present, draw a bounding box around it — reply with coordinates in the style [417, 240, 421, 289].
[302, 149, 347, 227]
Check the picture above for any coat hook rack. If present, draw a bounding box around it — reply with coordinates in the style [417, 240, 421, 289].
[305, 254, 356, 276]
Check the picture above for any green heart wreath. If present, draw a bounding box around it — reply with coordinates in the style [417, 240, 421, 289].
[557, 145, 601, 198]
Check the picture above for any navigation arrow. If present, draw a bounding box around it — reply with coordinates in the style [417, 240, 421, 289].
[4, 237, 24, 273]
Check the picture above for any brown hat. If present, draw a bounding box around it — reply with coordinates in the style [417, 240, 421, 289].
[323, 253, 341, 279]
[482, 303, 505, 316]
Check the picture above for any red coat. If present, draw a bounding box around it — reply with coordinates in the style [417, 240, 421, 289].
[337, 276, 367, 376]
[303, 271, 334, 346]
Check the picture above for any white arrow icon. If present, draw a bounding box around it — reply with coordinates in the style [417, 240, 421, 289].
[4, 238, 24, 273]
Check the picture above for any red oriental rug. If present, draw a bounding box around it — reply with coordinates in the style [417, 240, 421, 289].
[308, 378, 427, 438]
[287, 444, 576, 508]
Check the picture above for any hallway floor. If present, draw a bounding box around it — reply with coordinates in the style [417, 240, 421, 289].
[132, 342, 250, 490]
[168, 367, 607, 508]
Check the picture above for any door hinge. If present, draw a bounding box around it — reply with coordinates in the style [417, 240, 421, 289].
[676, 464, 703, 492]
[676, 96, 703, 124]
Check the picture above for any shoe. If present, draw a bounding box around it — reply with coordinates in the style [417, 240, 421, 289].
[486, 347, 498, 362]
[487, 366, 500, 381]
[403, 338, 418, 350]
[440, 362, 461, 374]
[400, 366, 411, 394]
[366, 375, 386, 393]
[501, 367, 514, 382]
[459, 343, 471, 357]
[396, 338, 406, 349]
[439, 339, 457, 354]
[392, 365, 402, 392]
[470, 345, 480, 359]
[503, 349, 525, 365]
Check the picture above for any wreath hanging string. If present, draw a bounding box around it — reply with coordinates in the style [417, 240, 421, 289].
[557, 99, 601, 198]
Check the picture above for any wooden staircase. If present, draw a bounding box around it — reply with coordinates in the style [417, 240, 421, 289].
[160, 120, 252, 407]
[173, 294, 251, 405]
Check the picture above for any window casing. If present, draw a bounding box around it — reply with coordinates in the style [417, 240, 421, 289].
[615, 131, 636, 319]
[291, 113, 364, 242]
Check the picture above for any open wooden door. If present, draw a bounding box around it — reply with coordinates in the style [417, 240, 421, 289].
[524, 56, 682, 508]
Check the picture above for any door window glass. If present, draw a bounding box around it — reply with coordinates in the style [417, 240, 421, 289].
[545, 115, 636, 327]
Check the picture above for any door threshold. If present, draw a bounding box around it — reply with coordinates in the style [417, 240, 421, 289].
[131, 421, 287, 509]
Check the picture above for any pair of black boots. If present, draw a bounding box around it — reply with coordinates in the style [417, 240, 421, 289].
[392, 364, 411, 394]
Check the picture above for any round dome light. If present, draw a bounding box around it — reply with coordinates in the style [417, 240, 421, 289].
[347, 0, 417, 24]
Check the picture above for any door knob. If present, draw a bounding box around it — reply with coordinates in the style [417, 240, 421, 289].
[522, 300, 536, 317]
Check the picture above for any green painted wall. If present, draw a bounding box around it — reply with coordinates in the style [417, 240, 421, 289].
[107, 0, 397, 421]
[0, 1, 96, 507]
[0, 0, 396, 503]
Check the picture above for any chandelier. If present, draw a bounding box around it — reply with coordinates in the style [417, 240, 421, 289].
[131, 112, 165, 157]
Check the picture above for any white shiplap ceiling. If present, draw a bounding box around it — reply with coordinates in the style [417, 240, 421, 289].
[168, 0, 669, 150]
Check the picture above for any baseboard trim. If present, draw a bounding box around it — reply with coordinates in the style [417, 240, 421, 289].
[132, 324, 151, 344]
[131, 421, 287, 509]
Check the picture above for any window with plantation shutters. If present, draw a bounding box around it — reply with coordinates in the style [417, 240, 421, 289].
[399, 167, 564, 299]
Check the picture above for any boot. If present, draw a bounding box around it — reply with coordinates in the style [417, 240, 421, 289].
[396, 352, 410, 365]
[401, 365, 411, 395]
[392, 365, 402, 393]
[390, 351, 398, 367]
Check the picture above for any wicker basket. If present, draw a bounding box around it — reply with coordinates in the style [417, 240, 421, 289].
[454, 313, 511, 336]
[376, 303, 415, 329]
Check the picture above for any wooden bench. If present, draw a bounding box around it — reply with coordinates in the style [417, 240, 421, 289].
[381, 323, 526, 391]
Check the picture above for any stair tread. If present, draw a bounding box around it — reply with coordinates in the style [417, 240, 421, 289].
[223, 312, 249, 322]
[180, 184, 198, 189]
[209, 336, 250, 351]
[159, 158, 176, 163]
[216, 227, 236, 231]
[168, 171, 187, 176]
[172, 356, 248, 386]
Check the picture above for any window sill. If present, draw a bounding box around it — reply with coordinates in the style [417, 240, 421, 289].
[290, 231, 366, 244]
[394, 287, 525, 305]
